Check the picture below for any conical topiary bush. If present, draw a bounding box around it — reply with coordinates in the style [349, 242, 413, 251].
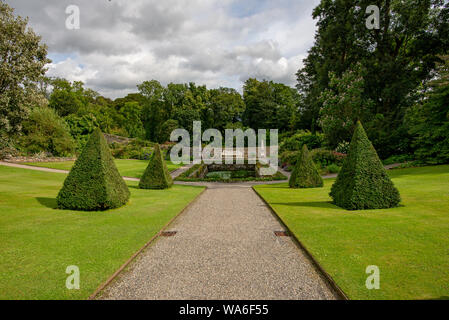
[330, 121, 401, 210]
[289, 144, 323, 188]
[57, 128, 130, 211]
[139, 144, 173, 189]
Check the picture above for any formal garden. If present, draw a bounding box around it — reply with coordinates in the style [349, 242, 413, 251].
[1, 1, 448, 300]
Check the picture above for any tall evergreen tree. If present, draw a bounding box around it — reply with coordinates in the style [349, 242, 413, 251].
[297, 0, 449, 157]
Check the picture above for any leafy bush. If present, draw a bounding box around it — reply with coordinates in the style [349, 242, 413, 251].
[289, 145, 323, 188]
[139, 144, 173, 189]
[20, 106, 75, 156]
[57, 128, 130, 211]
[281, 148, 346, 171]
[311, 149, 346, 168]
[0, 135, 18, 160]
[110, 138, 154, 160]
[65, 113, 98, 152]
[382, 154, 414, 166]
[330, 121, 401, 210]
[280, 130, 324, 152]
[326, 164, 341, 174]
[335, 141, 350, 154]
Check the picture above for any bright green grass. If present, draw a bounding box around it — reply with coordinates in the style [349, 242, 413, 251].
[24, 159, 182, 178]
[0, 166, 204, 300]
[254, 165, 449, 300]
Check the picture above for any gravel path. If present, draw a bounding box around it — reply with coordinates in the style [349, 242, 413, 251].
[99, 186, 338, 300]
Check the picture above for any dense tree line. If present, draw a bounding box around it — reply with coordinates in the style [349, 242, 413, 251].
[296, 0, 449, 158]
[1, 1, 449, 166]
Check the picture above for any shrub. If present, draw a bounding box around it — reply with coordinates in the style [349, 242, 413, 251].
[57, 128, 130, 211]
[281, 149, 346, 171]
[20, 106, 75, 156]
[289, 145, 323, 188]
[280, 130, 324, 152]
[335, 141, 350, 154]
[110, 138, 154, 160]
[330, 121, 401, 210]
[139, 144, 173, 189]
[311, 149, 346, 168]
[326, 164, 341, 174]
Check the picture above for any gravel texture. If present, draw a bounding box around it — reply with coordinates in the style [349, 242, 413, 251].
[99, 186, 338, 300]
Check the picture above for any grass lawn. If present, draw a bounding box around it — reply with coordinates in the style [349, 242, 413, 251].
[254, 165, 449, 300]
[23, 159, 182, 178]
[0, 166, 204, 300]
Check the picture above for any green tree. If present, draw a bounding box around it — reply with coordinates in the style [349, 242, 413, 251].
[297, 0, 449, 157]
[19, 106, 75, 156]
[319, 63, 374, 148]
[57, 128, 130, 211]
[330, 121, 401, 210]
[48, 79, 85, 117]
[243, 79, 299, 131]
[158, 119, 179, 143]
[117, 102, 145, 138]
[408, 55, 449, 164]
[0, 2, 50, 139]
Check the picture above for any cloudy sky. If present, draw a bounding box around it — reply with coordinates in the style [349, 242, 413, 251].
[7, 0, 320, 99]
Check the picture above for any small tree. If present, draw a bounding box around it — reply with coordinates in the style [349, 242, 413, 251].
[57, 128, 130, 211]
[139, 144, 173, 189]
[330, 121, 401, 210]
[0, 2, 50, 139]
[289, 144, 323, 188]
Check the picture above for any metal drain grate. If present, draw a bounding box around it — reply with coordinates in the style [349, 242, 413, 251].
[160, 231, 177, 237]
[274, 231, 289, 237]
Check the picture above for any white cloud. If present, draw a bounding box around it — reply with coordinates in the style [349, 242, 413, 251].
[7, 0, 319, 98]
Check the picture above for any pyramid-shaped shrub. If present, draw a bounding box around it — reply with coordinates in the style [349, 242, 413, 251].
[289, 144, 323, 188]
[139, 144, 173, 189]
[330, 121, 401, 210]
[57, 128, 130, 211]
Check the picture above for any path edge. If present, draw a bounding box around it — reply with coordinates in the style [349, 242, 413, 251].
[252, 186, 349, 301]
[87, 187, 207, 300]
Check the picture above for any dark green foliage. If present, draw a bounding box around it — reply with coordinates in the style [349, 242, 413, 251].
[280, 130, 324, 152]
[139, 144, 173, 189]
[408, 55, 449, 164]
[296, 0, 449, 157]
[289, 145, 323, 188]
[20, 106, 75, 156]
[57, 128, 130, 211]
[330, 122, 401, 210]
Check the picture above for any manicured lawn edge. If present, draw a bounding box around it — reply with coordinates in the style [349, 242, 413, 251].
[252, 186, 348, 300]
[89, 187, 207, 300]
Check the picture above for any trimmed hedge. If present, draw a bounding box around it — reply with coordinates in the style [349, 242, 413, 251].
[57, 128, 130, 211]
[289, 144, 323, 188]
[139, 144, 173, 189]
[330, 121, 401, 210]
